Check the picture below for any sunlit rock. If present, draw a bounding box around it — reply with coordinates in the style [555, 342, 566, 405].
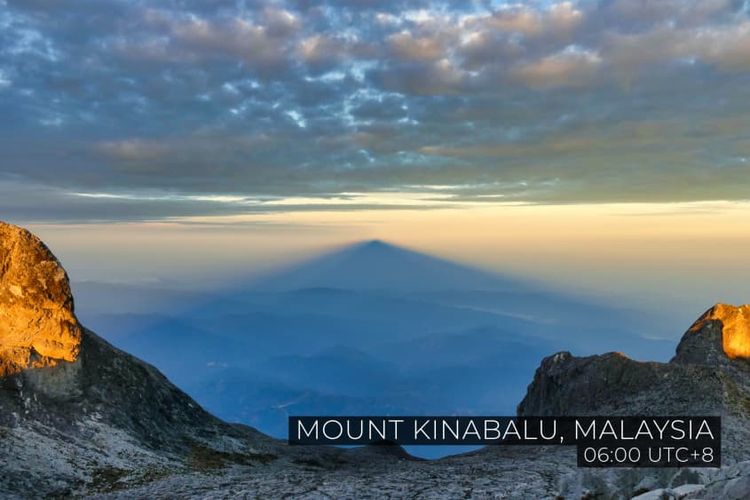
[0, 222, 82, 376]
[688, 303, 750, 360]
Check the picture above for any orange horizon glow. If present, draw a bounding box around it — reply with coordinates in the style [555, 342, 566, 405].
[21, 200, 750, 327]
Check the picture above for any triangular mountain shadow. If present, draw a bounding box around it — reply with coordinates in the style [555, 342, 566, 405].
[249, 240, 529, 293]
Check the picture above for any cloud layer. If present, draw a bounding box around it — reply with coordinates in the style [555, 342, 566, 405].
[2, 0, 750, 221]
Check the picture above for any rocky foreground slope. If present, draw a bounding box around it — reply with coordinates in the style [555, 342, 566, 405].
[1, 220, 750, 499]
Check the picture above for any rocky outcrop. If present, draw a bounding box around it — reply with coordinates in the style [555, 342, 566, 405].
[508, 305, 750, 498]
[0, 221, 283, 496]
[675, 303, 750, 363]
[0, 223, 81, 377]
[517, 350, 726, 417]
[518, 303, 750, 467]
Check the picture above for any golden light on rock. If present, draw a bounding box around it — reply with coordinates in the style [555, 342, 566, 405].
[0, 222, 82, 377]
[692, 303, 750, 359]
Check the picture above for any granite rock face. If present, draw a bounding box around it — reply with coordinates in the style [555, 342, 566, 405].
[519, 302, 750, 414]
[0, 222, 81, 377]
[506, 304, 750, 498]
[517, 350, 727, 417]
[0, 221, 282, 496]
[518, 303, 750, 467]
[674, 303, 750, 363]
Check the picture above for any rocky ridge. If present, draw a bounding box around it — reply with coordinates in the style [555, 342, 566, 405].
[518, 304, 750, 426]
[0, 222, 297, 496]
[518, 302, 750, 465]
[510, 302, 750, 498]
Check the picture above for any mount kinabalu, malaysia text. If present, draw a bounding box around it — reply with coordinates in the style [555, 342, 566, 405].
[290, 416, 719, 446]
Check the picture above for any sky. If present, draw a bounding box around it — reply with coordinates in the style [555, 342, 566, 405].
[2, 0, 750, 319]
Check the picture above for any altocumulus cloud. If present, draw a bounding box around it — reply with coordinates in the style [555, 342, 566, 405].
[1, 0, 750, 222]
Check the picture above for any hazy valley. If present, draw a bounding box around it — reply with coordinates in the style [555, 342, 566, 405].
[74, 240, 675, 456]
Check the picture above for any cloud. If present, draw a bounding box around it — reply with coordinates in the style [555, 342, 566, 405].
[478, 2, 584, 38]
[512, 45, 602, 88]
[1, 0, 750, 222]
[387, 31, 444, 61]
[95, 139, 170, 162]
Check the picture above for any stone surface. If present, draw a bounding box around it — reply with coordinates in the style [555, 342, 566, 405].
[676, 303, 750, 361]
[519, 303, 750, 417]
[0, 222, 81, 376]
[514, 302, 750, 498]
